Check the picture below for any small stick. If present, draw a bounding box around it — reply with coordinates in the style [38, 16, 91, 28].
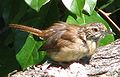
[98, 9, 120, 32]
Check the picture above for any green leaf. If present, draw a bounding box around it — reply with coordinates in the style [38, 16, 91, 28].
[83, 0, 97, 15]
[62, 0, 85, 16]
[66, 15, 79, 24]
[22, 0, 59, 27]
[38, 0, 59, 26]
[25, 0, 50, 12]
[2, 0, 27, 24]
[99, 34, 114, 46]
[66, 10, 114, 46]
[16, 34, 46, 69]
[67, 11, 110, 28]
[11, 1, 28, 23]
[14, 31, 28, 52]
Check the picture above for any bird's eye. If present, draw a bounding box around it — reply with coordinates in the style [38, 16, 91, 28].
[92, 28, 98, 32]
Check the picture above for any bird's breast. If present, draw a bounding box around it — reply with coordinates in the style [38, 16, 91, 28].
[47, 38, 89, 62]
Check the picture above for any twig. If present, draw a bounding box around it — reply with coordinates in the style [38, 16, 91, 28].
[105, 8, 120, 16]
[110, 8, 120, 15]
[98, 9, 120, 32]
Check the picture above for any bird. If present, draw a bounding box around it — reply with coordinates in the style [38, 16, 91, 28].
[9, 22, 112, 62]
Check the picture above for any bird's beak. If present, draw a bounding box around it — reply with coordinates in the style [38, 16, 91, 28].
[97, 29, 114, 41]
[104, 29, 115, 35]
[100, 29, 114, 35]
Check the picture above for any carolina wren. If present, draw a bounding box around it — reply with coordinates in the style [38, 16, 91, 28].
[9, 22, 112, 62]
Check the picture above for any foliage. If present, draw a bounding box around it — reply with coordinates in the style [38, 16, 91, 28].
[0, 0, 119, 76]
